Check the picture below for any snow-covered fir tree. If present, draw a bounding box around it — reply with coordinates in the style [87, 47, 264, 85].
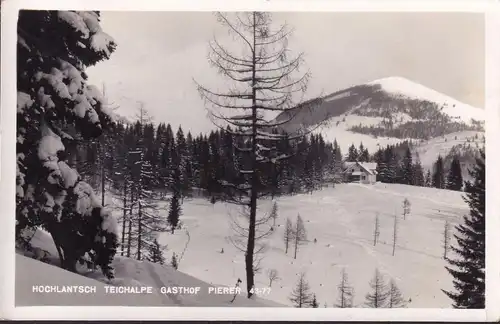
[443, 150, 485, 308]
[16, 10, 118, 278]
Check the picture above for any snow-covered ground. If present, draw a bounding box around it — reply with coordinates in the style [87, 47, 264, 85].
[414, 130, 483, 170]
[313, 114, 410, 154]
[19, 183, 467, 308]
[17, 232, 281, 307]
[155, 183, 467, 308]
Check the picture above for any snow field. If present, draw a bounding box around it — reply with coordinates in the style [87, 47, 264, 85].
[157, 183, 467, 308]
[19, 182, 467, 307]
[17, 232, 281, 307]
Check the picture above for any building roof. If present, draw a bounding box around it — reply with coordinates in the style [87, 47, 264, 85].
[344, 161, 378, 176]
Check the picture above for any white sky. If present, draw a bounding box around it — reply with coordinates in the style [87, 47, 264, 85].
[86, 11, 484, 134]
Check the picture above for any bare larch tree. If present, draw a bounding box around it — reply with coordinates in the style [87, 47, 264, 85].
[443, 219, 451, 260]
[289, 272, 313, 307]
[284, 217, 294, 254]
[388, 279, 406, 308]
[373, 212, 380, 246]
[293, 214, 307, 259]
[336, 268, 354, 308]
[365, 268, 389, 308]
[196, 12, 310, 298]
[402, 198, 411, 220]
[392, 211, 399, 256]
[267, 268, 280, 287]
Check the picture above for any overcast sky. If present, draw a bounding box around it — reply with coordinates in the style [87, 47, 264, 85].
[87, 11, 484, 134]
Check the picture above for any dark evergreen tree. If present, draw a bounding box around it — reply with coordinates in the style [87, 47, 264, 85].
[425, 169, 432, 187]
[167, 193, 182, 234]
[171, 252, 179, 270]
[432, 155, 445, 189]
[347, 144, 359, 162]
[412, 155, 425, 187]
[310, 294, 319, 308]
[401, 147, 414, 185]
[443, 150, 485, 308]
[446, 156, 463, 191]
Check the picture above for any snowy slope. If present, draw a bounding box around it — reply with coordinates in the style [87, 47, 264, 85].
[313, 114, 410, 154]
[288, 76, 485, 160]
[368, 77, 484, 123]
[18, 231, 282, 307]
[155, 183, 468, 308]
[414, 130, 484, 172]
[21, 183, 468, 308]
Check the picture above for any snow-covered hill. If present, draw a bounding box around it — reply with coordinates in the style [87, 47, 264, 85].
[367, 77, 484, 124]
[19, 183, 468, 308]
[414, 130, 483, 177]
[149, 183, 467, 308]
[17, 231, 281, 307]
[275, 76, 484, 164]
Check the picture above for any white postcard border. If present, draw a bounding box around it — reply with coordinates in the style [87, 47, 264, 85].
[1, 0, 498, 321]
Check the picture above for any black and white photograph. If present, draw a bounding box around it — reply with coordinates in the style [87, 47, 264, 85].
[3, 1, 496, 320]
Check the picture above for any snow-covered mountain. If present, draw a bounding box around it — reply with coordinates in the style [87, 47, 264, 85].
[273, 76, 484, 169]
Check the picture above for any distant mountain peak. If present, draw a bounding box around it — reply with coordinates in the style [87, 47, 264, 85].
[366, 76, 484, 123]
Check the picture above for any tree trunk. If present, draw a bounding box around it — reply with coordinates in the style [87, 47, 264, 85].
[137, 201, 142, 260]
[244, 12, 257, 299]
[101, 162, 105, 206]
[294, 238, 298, 259]
[121, 182, 127, 256]
[127, 189, 133, 258]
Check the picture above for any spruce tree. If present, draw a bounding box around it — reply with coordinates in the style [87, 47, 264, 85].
[401, 147, 414, 185]
[425, 169, 432, 187]
[16, 10, 118, 278]
[446, 156, 463, 191]
[443, 150, 485, 308]
[412, 155, 425, 187]
[310, 294, 319, 308]
[347, 144, 359, 162]
[432, 155, 445, 189]
[168, 193, 182, 234]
